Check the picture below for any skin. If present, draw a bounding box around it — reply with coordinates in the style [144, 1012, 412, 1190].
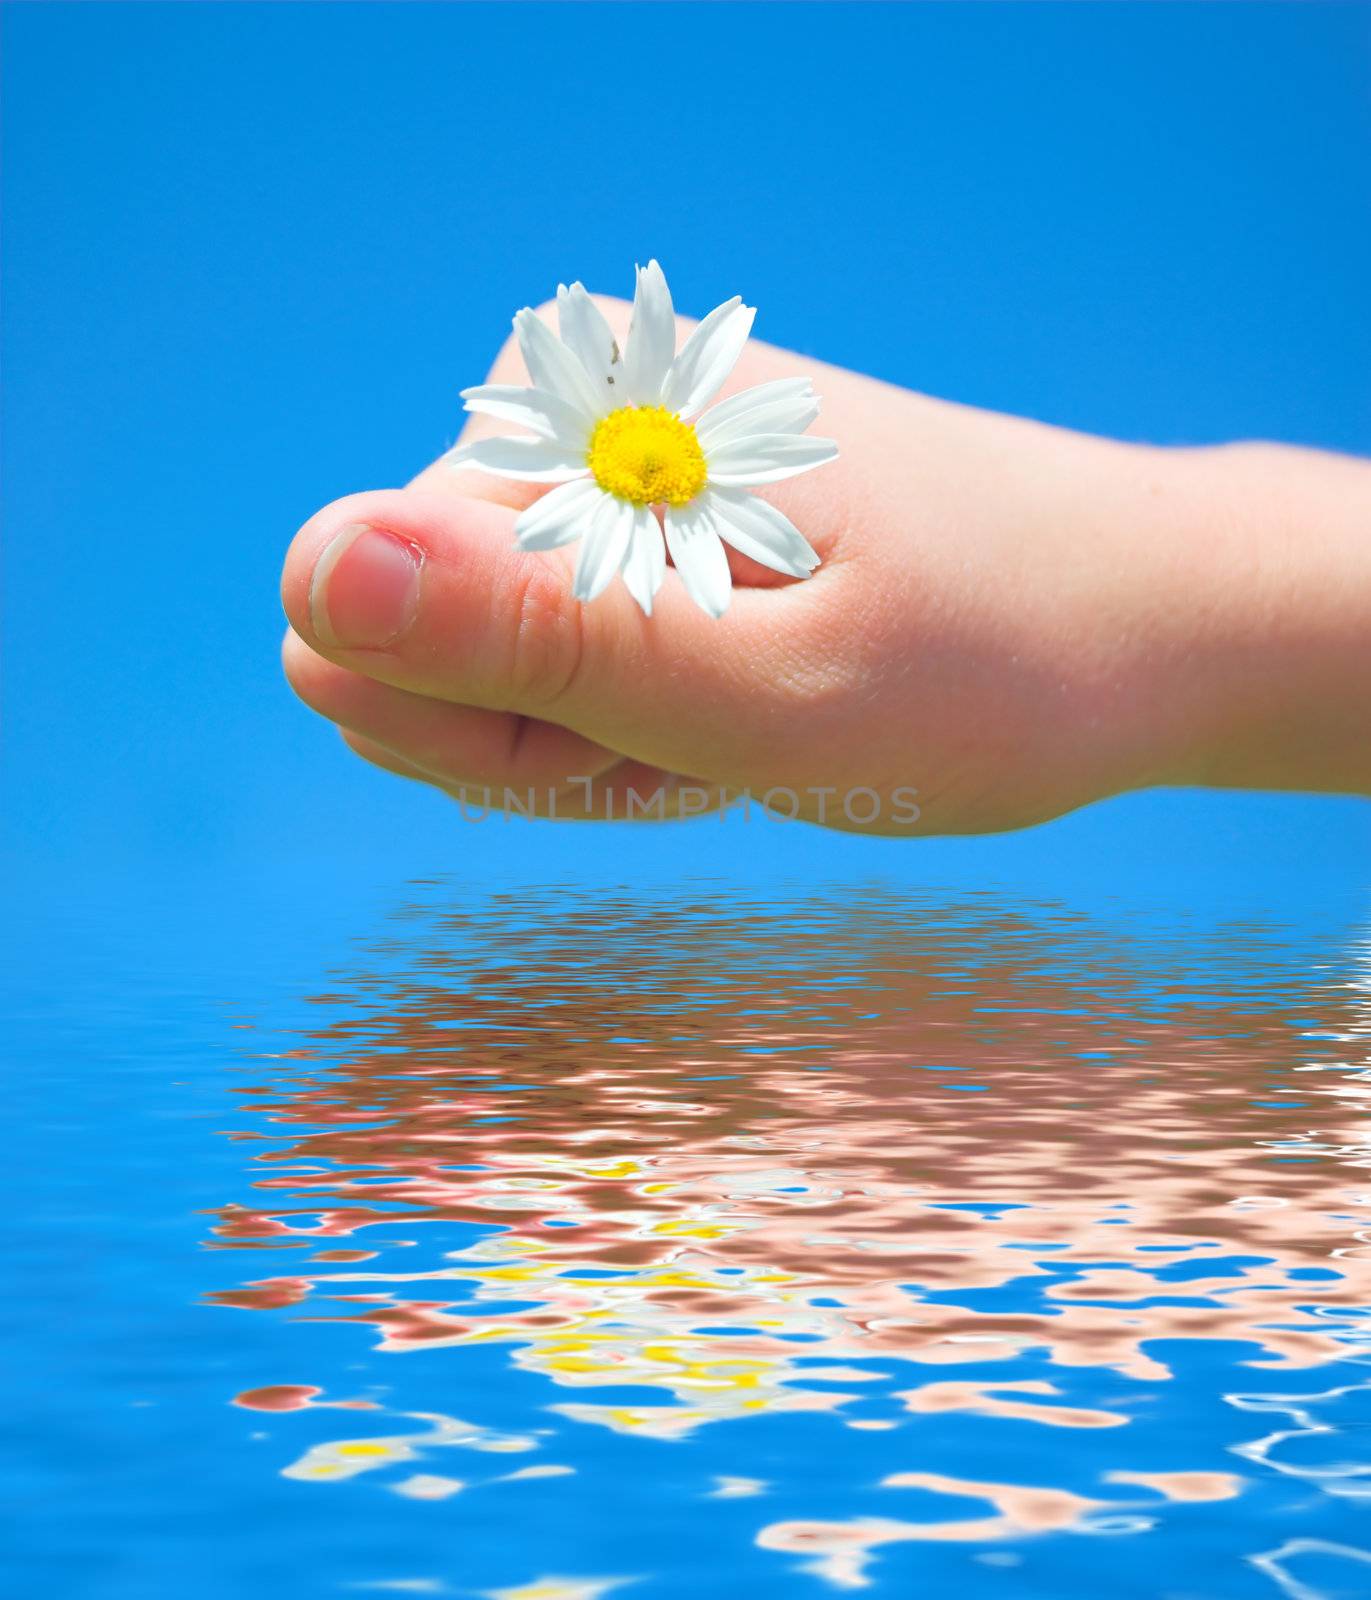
[280, 296, 1371, 835]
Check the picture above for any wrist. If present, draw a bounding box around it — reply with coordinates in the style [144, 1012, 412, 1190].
[1142, 442, 1371, 795]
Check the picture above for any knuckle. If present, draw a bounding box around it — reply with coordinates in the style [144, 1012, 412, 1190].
[502, 558, 586, 711]
[488, 326, 524, 384]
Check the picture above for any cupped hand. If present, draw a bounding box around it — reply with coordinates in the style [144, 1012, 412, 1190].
[281, 296, 1370, 833]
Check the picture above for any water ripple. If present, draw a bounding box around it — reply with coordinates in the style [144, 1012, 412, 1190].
[207, 885, 1371, 1596]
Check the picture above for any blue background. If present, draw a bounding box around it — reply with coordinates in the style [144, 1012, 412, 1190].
[6, 13, 1371, 1599]
[3, 0, 1369, 911]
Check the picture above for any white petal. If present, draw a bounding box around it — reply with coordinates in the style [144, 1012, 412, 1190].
[695, 378, 814, 438]
[620, 504, 666, 616]
[514, 309, 603, 416]
[622, 260, 676, 407]
[573, 494, 634, 602]
[665, 501, 732, 618]
[703, 485, 820, 577]
[461, 384, 593, 448]
[557, 282, 620, 401]
[660, 297, 755, 418]
[696, 391, 820, 449]
[704, 433, 839, 486]
[448, 436, 590, 483]
[514, 479, 603, 551]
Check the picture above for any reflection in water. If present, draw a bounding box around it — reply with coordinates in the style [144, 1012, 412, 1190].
[209, 886, 1371, 1595]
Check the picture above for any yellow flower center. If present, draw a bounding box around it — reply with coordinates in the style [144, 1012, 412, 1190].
[587, 405, 707, 506]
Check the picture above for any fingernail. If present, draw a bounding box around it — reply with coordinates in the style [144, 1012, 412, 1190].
[309, 524, 423, 648]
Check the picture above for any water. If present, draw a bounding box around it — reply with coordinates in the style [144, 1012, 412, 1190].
[10, 877, 1371, 1599]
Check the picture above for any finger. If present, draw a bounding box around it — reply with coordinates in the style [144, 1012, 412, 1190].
[280, 486, 835, 785]
[341, 730, 439, 788]
[283, 628, 618, 790]
[340, 729, 722, 822]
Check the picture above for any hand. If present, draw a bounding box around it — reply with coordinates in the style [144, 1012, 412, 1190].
[281, 299, 1371, 834]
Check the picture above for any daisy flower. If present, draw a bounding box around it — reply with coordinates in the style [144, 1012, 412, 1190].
[448, 262, 838, 617]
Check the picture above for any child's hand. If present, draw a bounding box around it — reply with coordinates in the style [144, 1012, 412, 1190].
[281, 299, 1371, 833]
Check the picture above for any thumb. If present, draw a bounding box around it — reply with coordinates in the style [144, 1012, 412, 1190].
[280, 486, 829, 781]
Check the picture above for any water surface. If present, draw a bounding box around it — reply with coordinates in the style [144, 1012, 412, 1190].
[12, 881, 1371, 1599]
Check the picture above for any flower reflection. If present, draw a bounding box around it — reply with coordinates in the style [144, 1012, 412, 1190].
[208, 886, 1371, 1589]
[280, 1410, 537, 1484]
